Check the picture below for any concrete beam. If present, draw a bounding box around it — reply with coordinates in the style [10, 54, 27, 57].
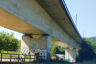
[51, 41, 73, 48]
[0, 8, 45, 34]
[36, 0, 82, 43]
[0, 0, 80, 49]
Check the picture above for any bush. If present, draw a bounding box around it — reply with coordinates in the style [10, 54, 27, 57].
[50, 55, 72, 64]
[35, 53, 39, 61]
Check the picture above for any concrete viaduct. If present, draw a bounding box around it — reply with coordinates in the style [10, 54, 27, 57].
[0, 0, 83, 62]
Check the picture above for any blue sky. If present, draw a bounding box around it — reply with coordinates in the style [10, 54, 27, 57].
[0, 0, 96, 40]
[0, 27, 23, 40]
[65, 0, 96, 38]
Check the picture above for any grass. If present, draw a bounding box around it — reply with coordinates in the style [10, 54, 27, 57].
[0, 54, 19, 58]
[74, 62, 96, 64]
[0, 49, 35, 62]
[74, 58, 96, 64]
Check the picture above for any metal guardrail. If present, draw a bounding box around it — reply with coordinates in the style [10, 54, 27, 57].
[0, 53, 45, 63]
[60, 0, 84, 42]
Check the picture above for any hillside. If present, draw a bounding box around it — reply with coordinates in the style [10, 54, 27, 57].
[85, 36, 96, 43]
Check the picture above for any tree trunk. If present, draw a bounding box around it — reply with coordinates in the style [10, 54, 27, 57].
[7, 50, 8, 53]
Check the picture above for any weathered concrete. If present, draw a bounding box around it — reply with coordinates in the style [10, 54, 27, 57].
[21, 35, 51, 60]
[65, 48, 76, 62]
[0, 8, 45, 34]
[36, 0, 82, 43]
[51, 41, 73, 48]
[38, 35, 51, 60]
[21, 35, 30, 50]
[0, 0, 80, 49]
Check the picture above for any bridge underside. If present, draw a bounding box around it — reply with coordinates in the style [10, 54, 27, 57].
[36, 0, 82, 43]
[0, 0, 81, 49]
[0, 8, 45, 34]
[0, 8, 73, 48]
[0, 0, 82, 62]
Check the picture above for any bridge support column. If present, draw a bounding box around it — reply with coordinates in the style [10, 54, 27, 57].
[38, 35, 51, 60]
[21, 35, 51, 60]
[21, 35, 30, 50]
[65, 48, 76, 62]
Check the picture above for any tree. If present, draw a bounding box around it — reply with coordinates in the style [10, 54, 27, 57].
[56, 46, 65, 54]
[85, 37, 96, 55]
[77, 38, 95, 62]
[91, 42, 96, 54]
[51, 46, 56, 56]
[51, 44, 65, 56]
[0, 31, 19, 53]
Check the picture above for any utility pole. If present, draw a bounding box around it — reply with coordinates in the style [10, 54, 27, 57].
[75, 14, 77, 27]
[83, 31, 84, 37]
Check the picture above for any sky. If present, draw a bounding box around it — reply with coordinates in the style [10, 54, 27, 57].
[64, 0, 96, 38]
[0, 0, 96, 40]
[0, 27, 23, 40]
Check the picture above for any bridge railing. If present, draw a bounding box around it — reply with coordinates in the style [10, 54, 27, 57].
[60, 0, 84, 41]
[0, 53, 45, 63]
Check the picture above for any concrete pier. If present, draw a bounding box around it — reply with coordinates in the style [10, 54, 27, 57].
[21, 35, 51, 60]
[65, 48, 76, 62]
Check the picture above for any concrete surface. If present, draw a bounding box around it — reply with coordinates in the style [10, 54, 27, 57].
[0, 0, 80, 49]
[21, 35, 30, 49]
[51, 41, 73, 48]
[65, 48, 76, 62]
[21, 35, 51, 60]
[36, 0, 82, 44]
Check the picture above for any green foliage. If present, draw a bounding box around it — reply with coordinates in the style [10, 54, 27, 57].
[51, 44, 65, 56]
[0, 31, 20, 53]
[56, 46, 65, 54]
[86, 37, 96, 54]
[77, 38, 96, 62]
[91, 42, 96, 54]
[86, 37, 96, 43]
[51, 45, 56, 56]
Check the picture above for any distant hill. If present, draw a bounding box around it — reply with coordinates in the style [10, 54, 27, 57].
[85, 36, 96, 43]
